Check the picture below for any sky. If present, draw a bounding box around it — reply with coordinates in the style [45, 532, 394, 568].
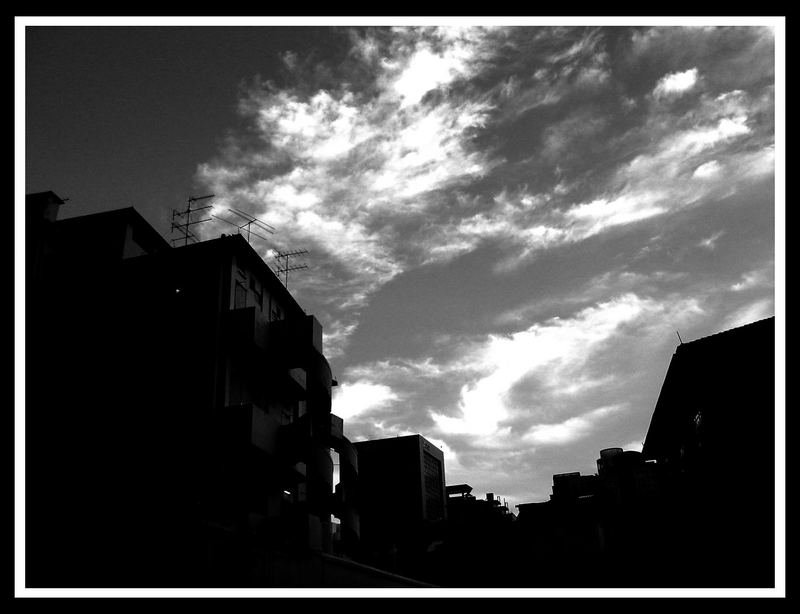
[22, 19, 783, 513]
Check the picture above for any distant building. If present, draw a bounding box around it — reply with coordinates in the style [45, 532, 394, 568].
[352, 434, 446, 577]
[419, 484, 518, 587]
[446, 484, 514, 528]
[550, 471, 600, 503]
[510, 445, 687, 586]
[25, 195, 375, 587]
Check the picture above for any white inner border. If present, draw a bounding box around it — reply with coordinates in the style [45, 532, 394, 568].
[14, 15, 786, 599]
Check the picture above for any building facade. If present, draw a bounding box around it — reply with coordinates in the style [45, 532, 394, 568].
[25, 194, 363, 586]
[352, 434, 446, 578]
[641, 317, 776, 587]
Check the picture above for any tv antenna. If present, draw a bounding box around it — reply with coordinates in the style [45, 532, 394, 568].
[211, 207, 275, 244]
[273, 249, 309, 289]
[171, 195, 214, 246]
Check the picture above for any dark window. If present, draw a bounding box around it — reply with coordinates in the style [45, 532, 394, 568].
[423, 451, 444, 521]
[234, 280, 248, 309]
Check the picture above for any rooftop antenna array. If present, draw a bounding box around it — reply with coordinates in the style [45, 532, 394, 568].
[171, 195, 214, 247]
[211, 207, 275, 244]
[273, 249, 309, 290]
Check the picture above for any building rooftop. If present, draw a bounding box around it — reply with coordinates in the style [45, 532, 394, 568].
[446, 484, 473, 496]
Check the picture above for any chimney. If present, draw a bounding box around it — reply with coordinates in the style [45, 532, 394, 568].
[27, 191, 67, 224]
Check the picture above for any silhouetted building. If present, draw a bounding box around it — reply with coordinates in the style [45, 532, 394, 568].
[510, 445, 687, 587]
[25, 195, 383, 587]
[550, 471, 600, 503]
[507, 318, 777, 587]
[421, 484, 519, 587]
[642, 317, 776, 587]
[352, 434, 446, 578]
[446, 485, 514, 527]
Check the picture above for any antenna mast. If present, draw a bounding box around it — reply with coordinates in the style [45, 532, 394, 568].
[171, 195, 214, 247]
[211, 207, 275, 244]
[273, 249, 309, 289]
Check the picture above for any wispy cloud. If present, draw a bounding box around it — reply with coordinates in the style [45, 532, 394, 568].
[721, 298, 774, 331]
[194, 26, 775, 507]
[430, 292, 701, 439]
[197, 27, 507, 354]
[523, 404, 627, 446]
[198, 27, 773, 351]
[730, 267, 773, 293]
[697, 230, 726, 250]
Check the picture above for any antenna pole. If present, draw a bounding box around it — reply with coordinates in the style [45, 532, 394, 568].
[216, 208, 274, 244]
[171, 195, 214, 246]
[273, 249, 309, 289]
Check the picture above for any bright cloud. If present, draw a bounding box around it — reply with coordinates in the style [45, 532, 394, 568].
[721, 298, 774, 331]
[430, 292, 702, 439]
[332, 380, 399, 420]
[653, 67, 699, 100]
[523, 404, 626, 446]
[693, 159, 723, 179]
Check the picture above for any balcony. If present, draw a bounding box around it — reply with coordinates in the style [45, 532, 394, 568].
[278, 413, 314, 462]
[225, 308, 330, 383]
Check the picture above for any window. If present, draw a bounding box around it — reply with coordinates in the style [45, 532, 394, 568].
[234, 280, 248, 309]
[423, 451, 444, 521]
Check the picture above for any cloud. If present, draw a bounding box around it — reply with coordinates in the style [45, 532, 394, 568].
[197, 28, 774, 347]
[197, 28, 504, 354]
[410, 81, 771, 272]
[193, 31, 775, 510]
[332, 380, 399, 420]
[337, 284, 709, 507]
[721, 298, 774, 331]
[653, 67, 699, 100]
[322, 319, 359, 360]
[697, 230, 725, 250]
[693, 159, 723, 179]
[730, 267, 773, 292]
[620, 439, 645, 453]
[523, 404, 626, 446]
[430, 292, 703, 439]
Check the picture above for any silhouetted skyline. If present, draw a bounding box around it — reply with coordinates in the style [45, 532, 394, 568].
[19, 19, 784, 593]
[21, 191, 780, 592]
